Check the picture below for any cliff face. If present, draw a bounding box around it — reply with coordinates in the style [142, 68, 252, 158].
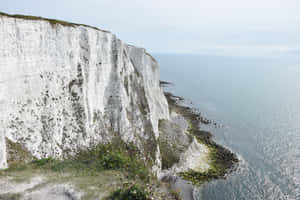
[0, 14, 169, 172]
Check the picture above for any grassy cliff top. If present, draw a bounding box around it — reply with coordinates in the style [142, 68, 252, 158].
[0, 11, 110, 33]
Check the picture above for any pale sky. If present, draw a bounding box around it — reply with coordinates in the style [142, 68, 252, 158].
[1, 0, 300, 56]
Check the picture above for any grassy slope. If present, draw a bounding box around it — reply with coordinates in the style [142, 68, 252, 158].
[0, 140, 180, 200]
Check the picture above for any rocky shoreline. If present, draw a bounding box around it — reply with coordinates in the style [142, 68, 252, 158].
[160, 82, 239, 199]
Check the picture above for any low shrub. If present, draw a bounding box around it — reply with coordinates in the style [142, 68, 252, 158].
[106, 185, 151, 200]
[31, 157, 56, 167]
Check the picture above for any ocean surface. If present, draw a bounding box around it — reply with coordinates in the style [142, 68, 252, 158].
[155, 54, 300, 200]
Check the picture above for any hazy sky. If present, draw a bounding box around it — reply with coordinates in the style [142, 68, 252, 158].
[1, 0, 300, 56]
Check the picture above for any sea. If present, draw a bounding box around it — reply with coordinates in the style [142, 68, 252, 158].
[155, 54, 300, 200]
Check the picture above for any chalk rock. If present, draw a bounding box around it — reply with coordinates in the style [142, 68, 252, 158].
[0, 13, 169, 173]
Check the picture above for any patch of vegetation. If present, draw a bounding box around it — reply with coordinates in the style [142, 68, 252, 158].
[159, 139, 180, 170]
[1, 140, 162, 199]
[164, 92, 238, 185]
[28, 140, 149, 180]
[178, 168, 220, 186]
[170, 190, 181, 200]
[0, 11, 110, 32]
[106, 185, 151, 200]
[6, 139, 34, 165]
[0, 193, 21, 200]
[140, 133, 158, 166]
[31, 157, 56, 167]
[164, 182, 181, 200]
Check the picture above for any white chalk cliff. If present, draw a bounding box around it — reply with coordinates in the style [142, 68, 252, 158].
[0, 13, 171, 173]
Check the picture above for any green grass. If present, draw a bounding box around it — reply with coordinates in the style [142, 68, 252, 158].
[0, 140, 181, 199]
[6, 139, 34, 166]
[0, 141, 155, 199]
[158, 139, 180, 170]
[25, 141, 149, 181]
[106, 185, 151, 200]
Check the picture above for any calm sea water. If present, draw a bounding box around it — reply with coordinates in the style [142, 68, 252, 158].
[155, 54, 300, 200]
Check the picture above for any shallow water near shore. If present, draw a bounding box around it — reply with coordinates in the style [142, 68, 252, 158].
[156, 54, 300, 200]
